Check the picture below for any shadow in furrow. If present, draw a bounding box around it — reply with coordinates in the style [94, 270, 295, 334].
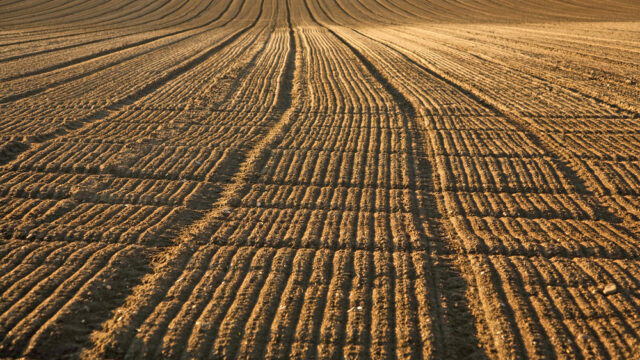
[182, 0, 299, 246]
[0, 0, 246, 102]
[351, 28, 620, 224]
[321, 20, 487, 359]
[0, 0, 232, 82]
[0, 0, 262, 174]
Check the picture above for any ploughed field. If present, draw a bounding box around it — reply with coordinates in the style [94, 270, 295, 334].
[1, 0, 640, 358]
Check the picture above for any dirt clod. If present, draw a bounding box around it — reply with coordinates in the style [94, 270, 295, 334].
[603, 284, 618, 295]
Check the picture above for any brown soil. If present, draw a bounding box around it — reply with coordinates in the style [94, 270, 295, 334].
[1, 0, 640, 358]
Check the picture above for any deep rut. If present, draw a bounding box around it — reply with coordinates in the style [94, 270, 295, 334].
[181, 0, 299, 246]
[313, 12, 486, 359]
[83, 0, 300, 356]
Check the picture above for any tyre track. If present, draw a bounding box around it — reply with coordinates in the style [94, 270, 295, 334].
[305, 3, 495, 357]
[81, 1, 302, 356]
[312, 6, 582, 355]
[179, 0, 299, 247]
[85, 0, 441, 357]
[339, 19, 640, 357]
[2, 0, 640, 358]
[351, 27, 617, 214]
[0, 2, 273, 353]
[0, 0, 295, 250]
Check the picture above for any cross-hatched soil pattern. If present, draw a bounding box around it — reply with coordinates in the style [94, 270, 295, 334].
[1, 0, 640, 358]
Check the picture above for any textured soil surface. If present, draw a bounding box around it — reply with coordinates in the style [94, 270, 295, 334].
[1, 0, 640, 358]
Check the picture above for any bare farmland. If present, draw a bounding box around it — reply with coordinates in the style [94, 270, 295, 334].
[1, 0, 640, 358]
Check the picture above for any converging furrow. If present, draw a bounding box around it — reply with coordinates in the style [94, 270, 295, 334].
[1, 0, 640, 358]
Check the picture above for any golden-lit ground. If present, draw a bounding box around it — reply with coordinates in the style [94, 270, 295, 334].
[1, 0, 640, 358]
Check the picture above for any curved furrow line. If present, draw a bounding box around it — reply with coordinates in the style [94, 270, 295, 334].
[0, 242, 150, 358]
[0, 0, 249, 108]
[0, 242, 69, 295]
[3, 0, 268, 249]
[369, 26, 622, 117]
[293, 9, 428, 356]
[81, 1, 406, 358]
[368, 0, 415, 20]
[375, 0, 427, 20]
[342, 23, 640, 357]
[453, 40, 640, 116]
[0, 0, 79, 17]
[0, 0, 239, 91]
[1, 0, 640, 359]
[0, 0, 224, 80]
[66, 2, 303, 357]
[332, 0, 385, 26]
[387, 26, 640, 111]
[0, 21, 270, 246]
[334, 26, 536, 357]
[0, 0, 34, 11]
[1, 0, 131, 28]
[315, 23, 481, 360]
[0, 0, 173, 48]
[38, 0, 176, 30]
[140, 0, 445, 357]
[18, 244, 148, 358]
[0, 0, 110, 26]
[1, 0, 192, 43]
[349, 0, 415, 25]
[447, 26, 640, 62]
[358, 27, 640, 198]
[175, 0, 298, 248]
[310, 3, 636, 358]
[0, 243, 110, 353]
[386, 0, 640, 23]
[0, 242, 42, 271]
[0, 0, 85, 22]
[0, 0, 190, 47]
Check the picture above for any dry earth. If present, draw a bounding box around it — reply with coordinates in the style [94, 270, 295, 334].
[1, 0, 640, 358]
